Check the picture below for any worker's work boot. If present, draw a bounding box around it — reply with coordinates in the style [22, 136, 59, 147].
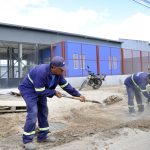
[147, 98, 150, 104]
[37, 136, 56, 143]
[128, 107, 135, 114]
[23, 142, 36, 150]
[138, 104, 144, 112]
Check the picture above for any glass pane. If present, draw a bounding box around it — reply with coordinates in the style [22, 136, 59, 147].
[142, 62, 149, 72]
[73, 54, 78, 69]
[124, 61, 132, 74]
[133, 50, 140, 63]
[123, 49, 132, 60]
[133, 62, 141, 72]
[142, 51, 149, 63]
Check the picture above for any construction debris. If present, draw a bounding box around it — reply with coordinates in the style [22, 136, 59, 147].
[0, 92, 26, 113]
[0, 106, 26, 113]
[103, 95, 123, 105]
[9, 91, 21, 97]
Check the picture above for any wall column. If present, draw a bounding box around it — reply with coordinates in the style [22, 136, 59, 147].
[18, 43, 23, 78]
[35, 43, 39, 64]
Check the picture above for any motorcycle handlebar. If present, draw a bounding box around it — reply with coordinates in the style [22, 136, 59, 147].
[86, 66, 106, 79]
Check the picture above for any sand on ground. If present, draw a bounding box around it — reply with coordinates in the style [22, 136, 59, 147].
[0, 85, 150, 150]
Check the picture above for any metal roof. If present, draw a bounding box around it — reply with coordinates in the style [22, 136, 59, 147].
[0, 22, 122, 44]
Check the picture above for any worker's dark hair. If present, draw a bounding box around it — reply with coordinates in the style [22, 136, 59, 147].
[50, 64, 53, 68]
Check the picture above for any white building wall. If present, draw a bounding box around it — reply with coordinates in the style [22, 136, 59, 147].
[65, 75, 129, 89]
[119, 38, 150, 51]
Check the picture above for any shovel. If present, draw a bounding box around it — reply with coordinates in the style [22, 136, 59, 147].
[61, 94, 102, 105]
[7, 91, 102, 105]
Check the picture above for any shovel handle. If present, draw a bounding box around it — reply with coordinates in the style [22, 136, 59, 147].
[61, 94, 102, 104]
[62, 94, 82, 101]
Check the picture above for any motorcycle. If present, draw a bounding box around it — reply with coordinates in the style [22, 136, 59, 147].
[79, 66, 106, 91]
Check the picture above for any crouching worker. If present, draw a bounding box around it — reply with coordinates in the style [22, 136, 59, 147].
[18, 56, 86, 150]
[124, 72, 150, 114]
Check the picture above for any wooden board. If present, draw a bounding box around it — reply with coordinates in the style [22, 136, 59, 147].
[0, 106, 26, 113]
[9, 91, 21, 96]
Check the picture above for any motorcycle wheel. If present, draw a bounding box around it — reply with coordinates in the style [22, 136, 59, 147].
[88, 79, 94, 86]
[79, 80, 87, 91]
[93, 79, 102, 89]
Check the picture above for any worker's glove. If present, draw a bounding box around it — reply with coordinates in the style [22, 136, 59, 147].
[55, 91, 62, 98]
[79, 95, 86, 102]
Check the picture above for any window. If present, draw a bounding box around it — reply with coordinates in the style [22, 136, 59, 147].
[113, 57, 118, 70]
[73, 54, 78, 69]
[80, 55, 85, 69]
[108, 56, 112, 70]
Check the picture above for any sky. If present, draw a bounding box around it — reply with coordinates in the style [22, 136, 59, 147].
[0, 0, 150, 42]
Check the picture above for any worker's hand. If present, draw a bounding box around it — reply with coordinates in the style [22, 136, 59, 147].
[79, 95, 86, 102]
[55, 91, 62, 98]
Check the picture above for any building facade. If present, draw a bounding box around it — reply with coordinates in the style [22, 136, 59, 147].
[0, 23, 150, 88]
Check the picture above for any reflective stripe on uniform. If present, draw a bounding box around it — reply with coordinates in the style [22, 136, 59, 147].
[60, 81, 68, 88]
[39, 127, 49, 131]
[28, 74, 45, 92]
[35, 87, 45, 92]
[23, 131, 35, 135]
[131, 74, 147, 92]
[128, 105, 134, 108]
[28, 74, 33, 84]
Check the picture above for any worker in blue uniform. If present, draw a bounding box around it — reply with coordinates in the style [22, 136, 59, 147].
[18, 56, 86, 150]
[124, 72, 150, 114]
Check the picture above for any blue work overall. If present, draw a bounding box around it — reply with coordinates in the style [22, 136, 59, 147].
[18, 64, 80, 143]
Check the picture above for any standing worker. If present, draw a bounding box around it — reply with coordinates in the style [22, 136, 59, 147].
[124, 72, 150, 114]
[18, 56, 86, 150]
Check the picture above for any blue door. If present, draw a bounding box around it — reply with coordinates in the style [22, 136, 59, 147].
[82, 44, 97, 76]
[99, 46, 111, 75]
[111, 47, 121, 75]
[65, 41, 82, 77]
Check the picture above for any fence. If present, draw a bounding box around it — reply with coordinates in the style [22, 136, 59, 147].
[123, 49, 150, 74]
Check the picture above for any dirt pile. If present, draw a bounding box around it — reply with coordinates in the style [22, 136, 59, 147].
[103, 95, 123, 105]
